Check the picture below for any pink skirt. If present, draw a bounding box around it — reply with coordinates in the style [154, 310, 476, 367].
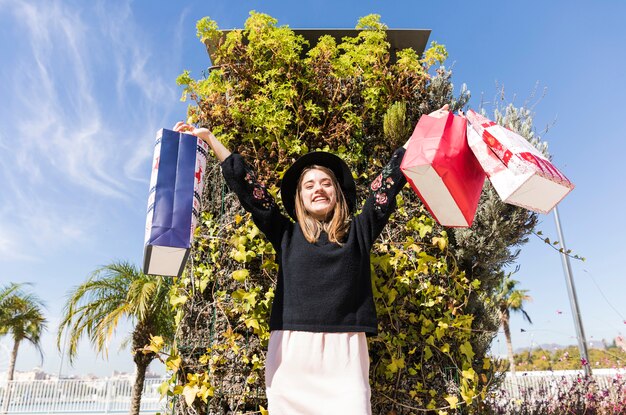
[265, 330, 371, 415]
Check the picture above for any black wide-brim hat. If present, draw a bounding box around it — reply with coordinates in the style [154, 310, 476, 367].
[280, 152, 357, 221]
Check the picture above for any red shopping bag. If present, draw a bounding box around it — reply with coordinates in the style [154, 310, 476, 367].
[465, 110, 574, 213]
[400, 112, 486, 227]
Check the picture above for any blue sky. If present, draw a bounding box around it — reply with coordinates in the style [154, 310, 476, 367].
[1, 0, 625, 377]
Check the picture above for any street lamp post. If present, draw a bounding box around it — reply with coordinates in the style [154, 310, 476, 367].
[553, 205, 591, 376]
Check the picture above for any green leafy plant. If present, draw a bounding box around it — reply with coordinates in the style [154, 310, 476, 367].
[164, 12, 542, 415]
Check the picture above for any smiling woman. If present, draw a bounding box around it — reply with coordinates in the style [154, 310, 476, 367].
[174, 101, 450, 413]
[299, 167, 338, 221]
[294, 163, 349, 244]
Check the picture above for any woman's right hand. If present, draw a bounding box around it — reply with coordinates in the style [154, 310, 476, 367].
[173, 121, 232, 162]
[173, 121, 213, 144]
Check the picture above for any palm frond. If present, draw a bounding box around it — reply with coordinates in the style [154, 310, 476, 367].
[0, 286, 47, 364]
[496, 273, 533, 324]
[520, 309, 533, 325]
[57, 260, 175, 364]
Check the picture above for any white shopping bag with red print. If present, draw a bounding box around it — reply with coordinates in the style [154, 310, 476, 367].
[465, 110, 573, 213]
[143, 129, 209, 277]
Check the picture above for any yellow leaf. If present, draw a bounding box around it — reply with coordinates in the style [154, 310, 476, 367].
[231, 289, 246, 300]
[245, 317, 260, 331]
[232, 269, 249, 282]
[170, 294, 188, 307]
[444, 395, 458, 409]
[199, 277, 209, 293]
[408, 243, 422, 253]
[482, 358, 491, 370]
[424, 346, 433, 361]
[166, 355, 181, 372]
[232, 249, 247, 262]
[235, 214, 243, 224]
[182, 385, 199, 406]
[461, 367, 476, 380]
[460, 387, 475, 404]
[459, 341, 474, 361]
[441, 343, 450, 354]
[145, 335, 164, 353]
[259, 405, 269, 415]
[157, 381, 169, 399]
[386, 356, 405, 374]
[151, 335, 164, 347]
[432, 236, 447, 251]
[198, 385, 214, 402]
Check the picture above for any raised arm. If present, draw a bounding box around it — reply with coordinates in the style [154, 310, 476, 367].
[173, 122, 290, 248]
[354, 148, 408, 246]
[356, 104, 451, 245]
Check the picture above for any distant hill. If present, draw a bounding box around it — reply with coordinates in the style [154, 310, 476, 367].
[500, 343, 626, 372]
[514, 340, 607, 354]
[514, 343, 571, 354]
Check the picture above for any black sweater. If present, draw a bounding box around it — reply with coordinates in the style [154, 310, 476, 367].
[221, 148, 407, 335]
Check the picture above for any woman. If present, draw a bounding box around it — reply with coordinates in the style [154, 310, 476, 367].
[174, 104, 449, 415]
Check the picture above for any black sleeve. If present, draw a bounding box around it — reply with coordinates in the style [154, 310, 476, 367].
[354, 148, 407, 246]
[220, 153, 291, 248]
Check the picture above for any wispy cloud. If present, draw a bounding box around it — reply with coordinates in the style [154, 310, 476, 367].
[0, 0, 185, 260]
[93, 0, 185, 182]
[2, 0, 126, 197]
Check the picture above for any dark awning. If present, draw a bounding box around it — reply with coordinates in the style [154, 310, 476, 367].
[204, 28, 431, 64]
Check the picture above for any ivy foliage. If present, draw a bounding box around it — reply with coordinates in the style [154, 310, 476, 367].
[157, 11, 539, 415]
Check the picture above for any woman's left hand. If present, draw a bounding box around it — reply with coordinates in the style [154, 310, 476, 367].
[403, 104, 450, 149]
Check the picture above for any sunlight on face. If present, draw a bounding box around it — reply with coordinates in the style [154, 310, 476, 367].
[299, 169, 337, 221]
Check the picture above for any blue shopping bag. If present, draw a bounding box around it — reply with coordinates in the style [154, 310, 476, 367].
[143, 128, 209, 277]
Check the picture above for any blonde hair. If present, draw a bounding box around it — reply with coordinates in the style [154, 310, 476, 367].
[294, 165, 350, 244]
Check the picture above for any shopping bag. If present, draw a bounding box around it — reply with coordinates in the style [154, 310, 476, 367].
[400, 112, 486, 227]
[143, 128, 209, 277]
[465, 110, 573, 213]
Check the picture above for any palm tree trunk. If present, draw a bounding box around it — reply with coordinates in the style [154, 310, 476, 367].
[7, 339, 19, 382]
[502, 314, 516, 375]
[129, 359, 149, 415]
[1, 340, 20, 414]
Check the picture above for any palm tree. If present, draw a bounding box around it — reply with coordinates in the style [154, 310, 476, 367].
[0, 283, 27, 336]
[0, 283, 22, 308]
[57, 261, 174, 415]
[495, 274, 532, 375]
[0, 283, 47, 413]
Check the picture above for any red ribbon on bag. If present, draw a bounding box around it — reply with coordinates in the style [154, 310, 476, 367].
[465, 109, 574, 213]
